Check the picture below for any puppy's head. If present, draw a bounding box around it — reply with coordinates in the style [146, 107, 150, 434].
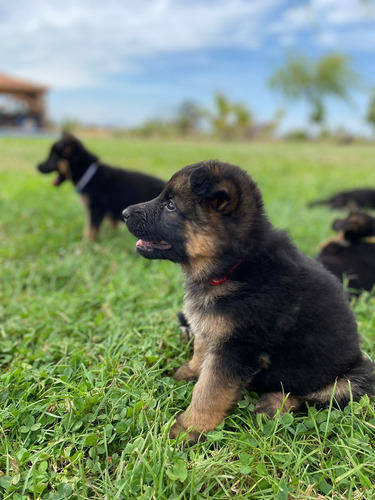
[332, 212, 375, 241]
[37, 132, 94, 186]
[123, 160, 265, 276]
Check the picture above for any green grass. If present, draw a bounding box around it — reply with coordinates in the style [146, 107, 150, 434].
[0, 136, 375, 499]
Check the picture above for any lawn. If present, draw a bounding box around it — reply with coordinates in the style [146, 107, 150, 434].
[0, 136, 374, 499]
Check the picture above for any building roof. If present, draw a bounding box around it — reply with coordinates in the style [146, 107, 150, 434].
[0, 73, 48, 93]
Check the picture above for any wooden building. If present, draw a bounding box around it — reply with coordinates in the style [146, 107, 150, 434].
[0, 73, 48, 129]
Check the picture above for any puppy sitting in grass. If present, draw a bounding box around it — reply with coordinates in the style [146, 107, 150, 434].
[37, 133, 165, 241]
[123, 160, 375, 443]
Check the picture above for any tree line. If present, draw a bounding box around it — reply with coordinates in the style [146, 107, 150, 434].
[129, 53, 375, 141]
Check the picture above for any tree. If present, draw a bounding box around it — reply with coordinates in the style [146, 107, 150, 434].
[231, 103, 253, 138]
[366, 88, 375, 139]
[210, 93, 233, 139]
[174, 100, 203, 136]
[206, 93, 253, 140]
[269, 53, 360, 132]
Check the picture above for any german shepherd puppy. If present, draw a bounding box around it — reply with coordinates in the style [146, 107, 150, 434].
[317, 212, 375, 294]
[309, 188, 375, 210]
[123, 160, 375, 442]
[37, 133, 165, 240]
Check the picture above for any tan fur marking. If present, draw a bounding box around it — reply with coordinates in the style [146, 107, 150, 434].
[320, 230, 346, 249]
[185, 224, 216, 260]
[63, 145, 72, 156]
[85, 226, 99, 241]
[305, 378, 351, 404]
[258, 353, 271, 370]
[174, 335, 207, 381]
[80, 194, 90, 210]
[347, 214, 363, 226]
[170, 355, 243, 438]
[216, 180, 239, 214]
[360, 236, 375, 244]
[57, 159, 71, 177]
[172, 176, 188, 194]
[255, 392, 301, 416]
[183, 300, 234, 340]
[183, 222, 219, 279]
[80, 194, 92, 240]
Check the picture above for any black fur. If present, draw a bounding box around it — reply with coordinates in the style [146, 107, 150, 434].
[37, 132, 165, 240]
[309, 188, 375, 210]
[123, 160, 375, 440]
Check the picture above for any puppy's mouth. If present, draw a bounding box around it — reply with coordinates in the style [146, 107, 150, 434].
[136, 239, 172, 251]
[53, 173, 66, 186]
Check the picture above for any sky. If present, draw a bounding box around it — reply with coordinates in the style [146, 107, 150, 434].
[1, 0, 375, 134]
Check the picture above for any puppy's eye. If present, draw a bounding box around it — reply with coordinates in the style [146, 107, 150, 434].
[166, 200, 176, 211]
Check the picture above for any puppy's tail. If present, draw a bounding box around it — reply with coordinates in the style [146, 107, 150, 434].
[305, 356, 375, 409]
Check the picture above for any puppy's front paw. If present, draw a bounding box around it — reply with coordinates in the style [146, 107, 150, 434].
[173, 363, 199, 382]
[169, 413, 205, 444]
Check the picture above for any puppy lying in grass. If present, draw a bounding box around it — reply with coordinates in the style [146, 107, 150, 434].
[317, 211, 375, 295]
[309, 188, 375, 210]
[123, 160, 375, 443]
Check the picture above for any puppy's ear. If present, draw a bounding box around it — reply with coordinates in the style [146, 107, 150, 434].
[189, 165, 238, 214]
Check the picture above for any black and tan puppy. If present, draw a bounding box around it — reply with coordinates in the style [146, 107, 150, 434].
[317, 212, 375, 294]
[37, 133, 165, 240]
[123, 160, 375, 442]
[309, 188, 375, 210]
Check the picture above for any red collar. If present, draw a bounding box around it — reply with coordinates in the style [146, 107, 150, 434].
[210, 259, 245, 286]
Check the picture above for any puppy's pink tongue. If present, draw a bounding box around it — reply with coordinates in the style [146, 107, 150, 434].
[53, 174, 64, 186]
[136, 239, 171, 250]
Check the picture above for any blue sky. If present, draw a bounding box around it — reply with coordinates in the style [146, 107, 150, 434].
[1, 0, 375, 134]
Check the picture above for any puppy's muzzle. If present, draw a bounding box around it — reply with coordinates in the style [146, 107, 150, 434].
[122, 203, 146, 223]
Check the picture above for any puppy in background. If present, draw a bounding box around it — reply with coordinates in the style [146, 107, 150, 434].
[317, 212, 375, 294]
[123, 160, 375, 443]
[309, 188, 375, 211]
[37, 133, 165, 240]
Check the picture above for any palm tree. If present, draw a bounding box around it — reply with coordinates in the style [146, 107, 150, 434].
[269, 53, 361, 132]
[207, 93, 253, 140]
[232, 103, 253, 138]
[211, 93, 233, 139]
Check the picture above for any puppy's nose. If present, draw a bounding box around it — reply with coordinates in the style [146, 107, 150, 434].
[122, 208, 131, 222]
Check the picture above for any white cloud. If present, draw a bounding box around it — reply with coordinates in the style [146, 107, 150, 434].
[0, 0, 282, 89]
[269, 0, 375, 44]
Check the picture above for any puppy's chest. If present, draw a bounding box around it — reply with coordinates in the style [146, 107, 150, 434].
[183, 290, 234, 341]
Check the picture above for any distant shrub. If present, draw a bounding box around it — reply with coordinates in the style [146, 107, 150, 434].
[284, 129, 309, 141]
